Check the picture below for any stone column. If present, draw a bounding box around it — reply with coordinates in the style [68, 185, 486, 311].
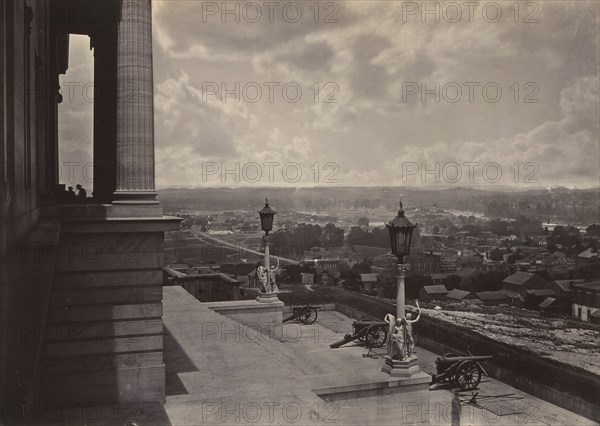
[113, 0, 157, 204]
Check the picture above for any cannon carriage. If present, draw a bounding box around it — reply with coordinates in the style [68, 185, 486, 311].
[329, 320, 388, 349]
[283, 305, 321, 325]
[431, 352, 493, 391]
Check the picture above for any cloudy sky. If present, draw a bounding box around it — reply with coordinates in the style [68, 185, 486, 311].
[59, 0, 599, 190]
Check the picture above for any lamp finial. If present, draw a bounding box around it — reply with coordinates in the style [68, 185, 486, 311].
[398, 200, 405, 217]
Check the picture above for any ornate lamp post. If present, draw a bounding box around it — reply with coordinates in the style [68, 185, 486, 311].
[386, 201, 416, 320]
[382, 201, 422, 377]
[257, 197, 278, 302]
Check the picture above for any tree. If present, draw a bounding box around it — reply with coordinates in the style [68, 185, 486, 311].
[341, 271, 362, 292]
[546, 225, 583, 256]
[442, 274, 462, 291]
[405, 275, 433, 299]
[357, 217, 369, 227]
[346, 226, 367, 247]
[321, 223, 344, 248]
[576, 263, 600, 281]
[461, 224, 482, 236]
[350, 259, 372, 274]
[489, 248, 504, 261]
[586, 224, 600, 237]
[280, 264, 314, 283]
[468, 271, 505, 293]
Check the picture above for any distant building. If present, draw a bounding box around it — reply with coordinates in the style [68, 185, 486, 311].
[542, 252, 567, 266]
[522, 288, 558, 308]
[548, 279, 584, 306]
[301, 258, 339, 271]
[408, 252, 441, 276]
[301, 272, 315, 285]
[440, 255, 458, 271]
[163, 267, 240, 302]
[419, 285, 449, 301]
[590, 310, 600, 325]
[169, 263, 193, 272]
[524, 288, 557, 298]
[371, 254, 396, 280]
[430, 273, 451, 285]
[446, 289, 471, 301]
[576, 248, 599, 270]
[359, 274, 378, 293]
[455, 267, 479, 288]
[500, 289, 522, 305]
[502, 271, 548, 293]
[456, 251, 484, 268]
[185, 265, 222, 275]
[538, 297, 563, 313]
[476, 291, 508, 305]
[572, 281, 600, 322]
[317, 270, 338, 286]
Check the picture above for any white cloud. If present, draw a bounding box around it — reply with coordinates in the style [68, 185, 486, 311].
[59, 2, 600, 189]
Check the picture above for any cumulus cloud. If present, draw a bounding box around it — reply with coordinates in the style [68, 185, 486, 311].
[58, 1, 599, 189]
[387, 75, 599, 187]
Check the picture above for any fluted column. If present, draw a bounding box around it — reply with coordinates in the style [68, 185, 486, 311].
[113, 0, 157, 204]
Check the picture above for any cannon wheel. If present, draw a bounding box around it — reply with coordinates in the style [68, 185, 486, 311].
[300, 307, 318, 325]
[365, 325, 387, 348]
[357, 328, 368, 342]
[454, 361, 482, 391]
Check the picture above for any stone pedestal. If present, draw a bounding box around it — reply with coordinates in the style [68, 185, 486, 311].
[204, 298, 284, 341]
[37, 206, 181, 406]
[257, 292, 280, 303]
[314, 354, 431, 404]
[382, 355, 423, 378]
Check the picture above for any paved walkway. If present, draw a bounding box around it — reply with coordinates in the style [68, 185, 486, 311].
[160, 291, 594, 425]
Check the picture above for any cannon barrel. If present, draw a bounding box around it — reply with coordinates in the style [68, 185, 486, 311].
[437, 355, 492, 363]
[330, 333, 361, 349]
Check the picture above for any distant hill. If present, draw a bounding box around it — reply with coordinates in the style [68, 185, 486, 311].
[157, 186, 600, 224]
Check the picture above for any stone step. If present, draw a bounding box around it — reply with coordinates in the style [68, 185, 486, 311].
[45, 319, 163, 342]
[44, 334, 163, 358]
[39, 364, 165, 405]
[46, 302, 163, 323]
[53, 270, 163, 289]
[49, 284, 162, 307]
[41, 351, 163, 376]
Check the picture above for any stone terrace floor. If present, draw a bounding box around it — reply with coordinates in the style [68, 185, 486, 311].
[46, 287, 596, 425]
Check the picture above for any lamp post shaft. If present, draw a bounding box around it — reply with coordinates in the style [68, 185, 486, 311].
[397, 262, 405, 320]
[264, 235, 270, 291]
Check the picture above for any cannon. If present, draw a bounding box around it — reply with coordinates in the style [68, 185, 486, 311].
[431, 352, 492, 391]
[283, 305, 321, 325]
[329, 320, 388, 349]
